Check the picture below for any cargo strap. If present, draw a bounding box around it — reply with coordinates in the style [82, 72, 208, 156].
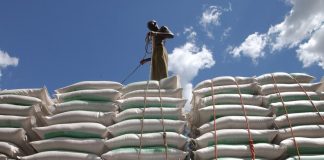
[210, 80, 218, 159]
[138, 34, 155, 160]
[234, 80, 255, 160]
[158, 81, 169, 160]
[290, 76, 324, 123]
[271, 73, 301, 160]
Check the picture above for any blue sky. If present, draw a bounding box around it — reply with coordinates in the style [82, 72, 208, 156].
[0, 0, 323, 95]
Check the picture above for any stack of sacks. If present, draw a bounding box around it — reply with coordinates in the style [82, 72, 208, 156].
[20, 81, 122, 160]
[103, 76, 189, 160]
[0, 87, 53, 159]
[258, 72, 324, 159]
[190, 76, 284, 160]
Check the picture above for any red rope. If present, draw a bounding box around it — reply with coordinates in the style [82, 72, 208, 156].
[234, 80, 255, 160]
[290, 76, 324, 123]
[271, 74, 301, 160]
[210, 80, 218, 159]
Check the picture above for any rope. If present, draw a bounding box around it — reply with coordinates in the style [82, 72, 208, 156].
[290, 76, 324, 123]
[271, 74, 301, 160]
[121, 64, 142, 84]
[234, 80, 255, 160]
[210, 80, 218, 159]
[138, 34, 155, 160]
[158, 81, 168, 160]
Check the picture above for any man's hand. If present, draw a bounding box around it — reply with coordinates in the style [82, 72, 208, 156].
[140, 58, 151, 65]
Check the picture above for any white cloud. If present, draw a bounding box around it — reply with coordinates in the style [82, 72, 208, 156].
[297, 25, 324, 69]
[200, 4, 232, 38]
[221, 27, 232, 41]
[169, 28, 215, 111]
[229, 32, 268, 63]
[0, 50, 19, 78]
[228, 0, 324, 68]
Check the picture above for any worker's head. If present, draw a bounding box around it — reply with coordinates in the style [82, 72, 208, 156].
[147, 20, 159, 31]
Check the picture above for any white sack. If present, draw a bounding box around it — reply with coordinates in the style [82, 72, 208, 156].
[280, 137, 324, 156]
[263, 92, 323, 106]
[194, 143, 284, 160]
[0, 95, 41, 106]
[194, 76, 255, 91]
[33, 122, 108, 139]
[101, 147, 187, 160]
[43, 110, 115, 126]
[0, 128, 26, 147]
[104, 132, 187, 150]
[270, 100, 324, 116]
[193, 83, 260, 99]
[114, 108, 184, 122]
[121, 88, 182, 99]
[55, 81, 123, 93]
[0, 141, 24, 159]
[117, 97, 186, 111]
[256, 72, 314, 85]
[199, 94, 263, 108]
[192, 105, 271, 126]
[107, 119, 186, 137]
[51, 100, 118, 114]
[260, 82, 322, 95]
[0, 104, 34, 116]
[275, 125, 324, 143]
[275, 112, 324, 128]
[55, 89, 121, 102]
[197, 116, 274, 135]
[19, 151, 101, 160]
[30, 138, 105, 155]
[194, 129, 278, 149]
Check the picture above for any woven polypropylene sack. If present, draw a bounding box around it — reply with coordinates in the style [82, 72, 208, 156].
[0, 128, 26, 147]
[260, 82, 322, 95]
[199, 94, 263, 108]
[33, 122, 108, 139]
[101, 147, 187, 160]
[194, 129, 278, 149]
[0, 95, 41, 106]
[194, 143, 284, 160]
[159, 75, 180, 90]
[55, 89, 121, 102]
[194, 76, 255, 91]
[286, 155, 324, 160]
[193, 83, 260, 99]
[0, 141, 25, 159]
[19, 151, 101, 160]
[280, 137, 324, 156]
[256, 72, 314, 85]
[51, 100, 118, 114]
[107, 119, 186, 137]
[114, 108, 184, 122]
[43, 110, 115, 126]
[121, 88, 182, 99]
[275, 125, 324, 143]
[104, 132, 188, 150]
[270, 100, 324, 116]
[197, 116, 274, 135]
[55, 81, 123, 93]
[0, 104, 34, 116]
[193, 105, 271, 126]
[30, 138, 105, 155]
[116, 97, 186, 111]
[274, 112, 324, 128]
[121, 81, 159, 94]
[263, 92, 323, 106]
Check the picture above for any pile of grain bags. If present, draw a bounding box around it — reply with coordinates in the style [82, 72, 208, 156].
[190, 76, 283, 160]
[0, 87, 53, 159]
[20, 81, 122, 160]
[258, 72, 324, 159]
[103, 76, 189, 160]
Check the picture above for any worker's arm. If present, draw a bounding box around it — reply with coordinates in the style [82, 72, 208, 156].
[140, 58, 151, 65]
[148, 26, 174, 39]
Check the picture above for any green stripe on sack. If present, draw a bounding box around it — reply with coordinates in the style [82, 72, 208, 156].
[44, 131, 102, 139]
[276, 105, 324, 116]
[116, 129, 178, 137]
[0, 122, 22, 128]
[203, 89, 257, 98]
[123, 115, 179, 121]
[207, 138, 269, 146]
[287, 146, 324, 155]
[269, 95, 321, 105]
[110, 147, 175, 154]
[62, 95, 113, 102]
[122, 104, 178, 110]
[109, 144, 179, 150]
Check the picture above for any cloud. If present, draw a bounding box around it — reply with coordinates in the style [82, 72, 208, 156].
[200, 4, 232, 38]
[229, 32, 268, 63]
[228, 0, 324, 68]
[169, 27, 215, 111]
[0, 50, 19, 78]
[221, 27, 232, 41]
